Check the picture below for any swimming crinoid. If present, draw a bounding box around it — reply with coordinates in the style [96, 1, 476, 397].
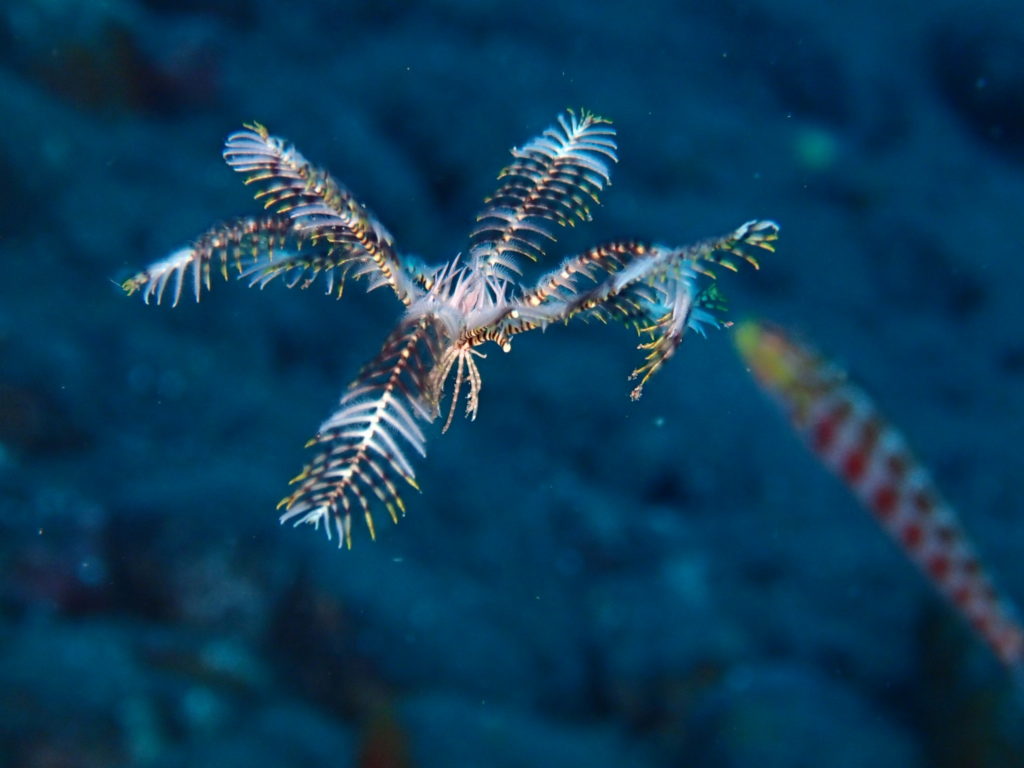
[124, 109, 777, 547]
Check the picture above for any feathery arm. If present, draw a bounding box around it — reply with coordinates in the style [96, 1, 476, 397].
[223, 124, 421, 305]
[503, 220, 779, 396]
[122, 215, 302, 305]
[122, 213, 387, 304]
[469, 109, 617, 279]
[277, 315, 443, 548]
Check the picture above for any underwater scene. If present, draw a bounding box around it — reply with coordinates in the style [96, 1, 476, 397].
[2, 0, 1024, 765]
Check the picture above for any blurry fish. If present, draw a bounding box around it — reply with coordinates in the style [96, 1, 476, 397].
[734, 319, 1024, 673]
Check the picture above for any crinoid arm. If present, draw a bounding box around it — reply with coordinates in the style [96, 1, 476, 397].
[223, 123, 421, 305]
[469, 109, 618, 280]
[277, 315, 443, 548]
[504, 220, 779, 397]
[122, 215, 301, 305]
[626, 281, 731, 400]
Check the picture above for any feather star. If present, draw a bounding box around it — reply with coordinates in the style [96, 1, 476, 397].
[124, 109, 778, 549]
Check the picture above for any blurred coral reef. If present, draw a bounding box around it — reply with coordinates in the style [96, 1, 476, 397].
[2, 0, 1024, 766]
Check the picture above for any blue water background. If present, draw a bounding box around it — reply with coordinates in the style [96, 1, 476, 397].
[2, 0, 1023, 765]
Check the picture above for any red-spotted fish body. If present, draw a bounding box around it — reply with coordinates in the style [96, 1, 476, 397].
[734, 320, 1024, 670]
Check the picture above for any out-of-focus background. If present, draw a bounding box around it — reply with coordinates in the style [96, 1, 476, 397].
[3, 0, 1024, 765]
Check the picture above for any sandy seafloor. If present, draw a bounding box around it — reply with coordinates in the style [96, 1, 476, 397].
[2, 0, 1024, 765]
